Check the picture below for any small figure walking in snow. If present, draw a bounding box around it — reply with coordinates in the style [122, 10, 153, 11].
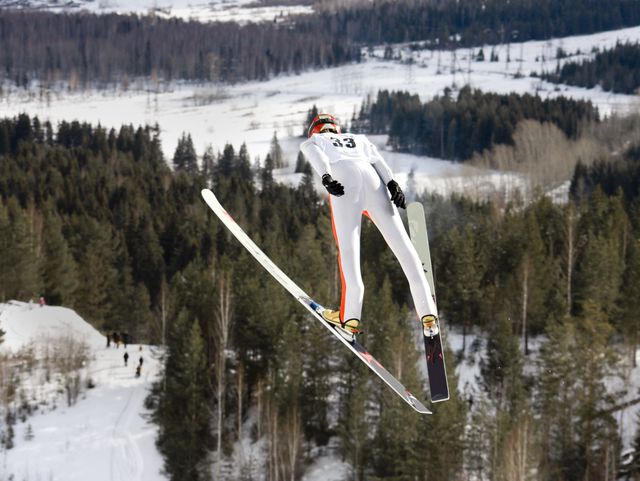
[38, 296, 46, 308]
[124, 352, 129, 367]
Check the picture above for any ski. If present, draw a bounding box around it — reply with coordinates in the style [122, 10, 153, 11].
[407, 202, 450, 402]
[201, 189, 431, 414]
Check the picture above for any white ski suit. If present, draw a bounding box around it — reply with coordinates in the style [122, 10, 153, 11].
[300, 132, 438, 323]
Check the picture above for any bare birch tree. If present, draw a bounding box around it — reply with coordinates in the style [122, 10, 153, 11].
[214, 272, 234, 475]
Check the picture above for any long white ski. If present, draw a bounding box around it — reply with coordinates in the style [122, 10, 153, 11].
[407, 202, 450, 402]
[202, 188, 431, 414]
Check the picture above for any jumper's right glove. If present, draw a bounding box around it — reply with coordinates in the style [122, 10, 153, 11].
[322, 174, 345, 196]
[387, 180, 406, 209]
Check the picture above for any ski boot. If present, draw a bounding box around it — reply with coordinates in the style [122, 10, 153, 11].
[322, 309, 360, 339]
[421, 314, 439, 338]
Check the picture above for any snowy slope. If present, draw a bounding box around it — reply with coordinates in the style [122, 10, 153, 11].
[3, 25, 640, 200]
[0, 0, 314, 24]
[0, 300, 104, 351]
[0, 301, 165, 481]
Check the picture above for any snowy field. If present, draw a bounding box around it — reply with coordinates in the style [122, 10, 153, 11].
[0, 0, 314, 24]
[0, 301, 164, 481]
[3, 25, 640, 199]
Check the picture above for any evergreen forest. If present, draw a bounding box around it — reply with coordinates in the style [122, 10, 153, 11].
[1, 113, 640, 480]
[542, 41, 640, 95]
[352, 87, 599, 160]
[2, 0, 640, 87]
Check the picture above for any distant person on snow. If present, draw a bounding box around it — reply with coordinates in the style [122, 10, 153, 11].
[124, 352, 129, 367]
[39, 296, 46, 308]
[300, 113, 438, 338]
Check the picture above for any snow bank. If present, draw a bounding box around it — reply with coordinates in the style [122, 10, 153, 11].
[0, 300, 105, 352]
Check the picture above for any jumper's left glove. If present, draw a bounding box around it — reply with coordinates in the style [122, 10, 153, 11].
[387, 180, 406, 209]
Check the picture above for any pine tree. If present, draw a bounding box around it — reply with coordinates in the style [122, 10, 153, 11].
[40, 210, 78, 306]
[536, 305, 620, 481]
[201, 144, 215, 182]
[572, 302, 620, 481]
[294, 151, 311, 174]
[0, 199, 40, 301]
[295, 225, 333, 446]
[72, 218, 119, 329]
[365, 279, 424, 479]
[236, 143, 253, 183]
[464, 395, 493, 479]
[536, 317, 581, 481]
[304, 106, 320, 137]
[261, 153, 275, 191]
[517, 208, 555, 353]
[442, 225, 483, 352]
[573, 190, 628, 316]
[481, 313, 530, 480]
[172, 133, 198, 173]
[269, 131, 285, 168]
[111, 245, 154, 340]
[337, 360, 370, 481]
[156, 310, 213, 481]
[617, 238, 640, 366]
[417, 342, 467, 480]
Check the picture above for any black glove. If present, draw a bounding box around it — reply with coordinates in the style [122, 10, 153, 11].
[387, 180, 406, 209]
[322, 174, 345, 196]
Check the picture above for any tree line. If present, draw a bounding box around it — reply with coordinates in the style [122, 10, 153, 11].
[313, 0, 640, 48]
[0, 9, 360, 88]
[352, 86, 599, 160]
[3, 0, 640, 87]
[542, 41, 640, 95]
[571, 141, 640, 202]
[1, 114, 639, 480]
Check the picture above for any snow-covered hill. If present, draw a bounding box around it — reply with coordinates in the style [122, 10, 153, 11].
[0, 301, 165, 481]
[0, 0, 314, 24]
[3, 25, 640, 201]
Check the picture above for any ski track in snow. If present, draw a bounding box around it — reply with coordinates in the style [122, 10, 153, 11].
[110, 367, 148, 481]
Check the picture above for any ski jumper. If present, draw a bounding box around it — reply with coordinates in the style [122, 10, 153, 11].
[300, 132, 438, 323]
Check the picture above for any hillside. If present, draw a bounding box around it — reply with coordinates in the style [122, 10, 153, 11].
[0, 301, 164, 480]
[3, 25, 640, 202]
